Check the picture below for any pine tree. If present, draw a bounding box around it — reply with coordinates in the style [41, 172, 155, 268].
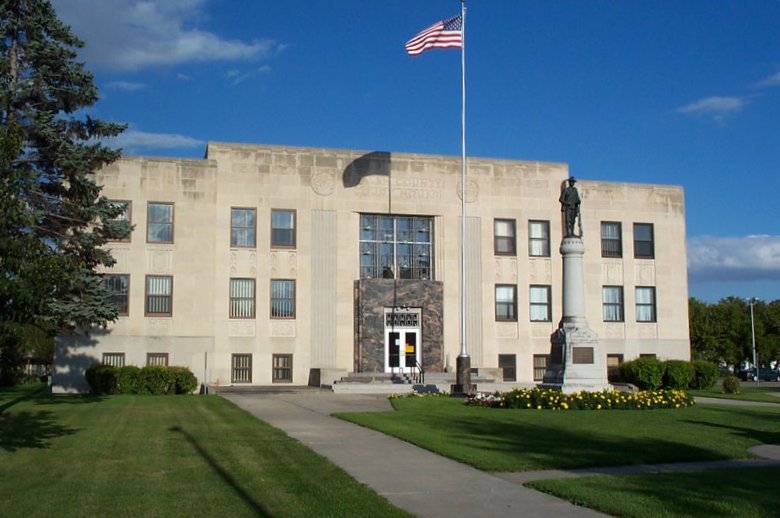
[0, 0, 128, 383]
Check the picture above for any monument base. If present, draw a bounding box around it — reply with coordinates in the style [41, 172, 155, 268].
[543, 324, 611, 394]
[450, 354, 475, 395]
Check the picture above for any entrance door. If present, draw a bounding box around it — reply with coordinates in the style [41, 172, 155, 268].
[384, 308, 421, 374]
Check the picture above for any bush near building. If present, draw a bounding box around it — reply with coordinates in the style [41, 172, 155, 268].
[85, 364, 197, 395]
[618, 358, 719, 391]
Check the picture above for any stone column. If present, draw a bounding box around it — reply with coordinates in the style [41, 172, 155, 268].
[544, 235, 610, 393]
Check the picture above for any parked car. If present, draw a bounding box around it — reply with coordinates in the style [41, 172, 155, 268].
[739, 367, 780, 382]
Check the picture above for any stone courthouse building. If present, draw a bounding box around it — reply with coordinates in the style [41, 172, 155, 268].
[53, 142, 690, 392]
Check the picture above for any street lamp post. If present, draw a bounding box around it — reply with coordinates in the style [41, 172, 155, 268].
[749, 298, 758, 387]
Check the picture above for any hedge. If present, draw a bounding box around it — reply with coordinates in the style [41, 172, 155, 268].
[663, 360, 695, 389]
[619, 358, 720, 391]
[619, 357, 665, 390]
[85, 364, 198, 395]
[690, 360, 720, 390]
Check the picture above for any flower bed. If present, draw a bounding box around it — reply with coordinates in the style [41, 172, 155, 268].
[465, 388, 695, 410]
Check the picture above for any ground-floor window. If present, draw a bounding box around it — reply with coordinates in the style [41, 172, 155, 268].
[102, 352, 125, 367]
[232, 354, 252, 383]
[272, 354, 293, 383]
[607, 353, 623, 382]
[146, 353, 169, 367]
[498, 354, 516, 382]
[533, 354, 549, 382]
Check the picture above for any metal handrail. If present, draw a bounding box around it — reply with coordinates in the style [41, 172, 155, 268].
[413, 360, 425, 384]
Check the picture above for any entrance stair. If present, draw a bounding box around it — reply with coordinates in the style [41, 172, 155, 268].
[330, 371, 528, 394]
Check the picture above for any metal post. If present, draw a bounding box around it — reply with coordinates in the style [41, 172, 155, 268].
[749, 298, 758, 387]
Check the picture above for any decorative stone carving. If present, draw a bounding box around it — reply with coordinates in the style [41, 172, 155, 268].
[456, 178, 479, 202]
[270, 320, 296, 337]
[311, 171, 335, 196]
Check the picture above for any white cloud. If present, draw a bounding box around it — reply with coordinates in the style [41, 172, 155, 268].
[688, 235, 780, 282]
[107, 81, 147, 91]
[52, 0, 283, 71]
[675, 96, 745, 124]
[755, 72, 780, 88]
[106, 129, 205, 152]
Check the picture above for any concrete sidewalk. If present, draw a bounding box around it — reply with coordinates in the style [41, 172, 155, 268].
[222, 390, 608, 518]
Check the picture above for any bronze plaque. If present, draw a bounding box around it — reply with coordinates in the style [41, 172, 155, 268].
[572, 347, 594, 364]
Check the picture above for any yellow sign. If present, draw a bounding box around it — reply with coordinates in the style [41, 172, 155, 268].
[405, 344, 415, 353]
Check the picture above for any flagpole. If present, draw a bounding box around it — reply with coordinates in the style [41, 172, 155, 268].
[456, 0, 471, 394]
[460, 0, 467, 359]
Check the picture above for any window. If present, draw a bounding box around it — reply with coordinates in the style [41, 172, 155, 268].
[530, 285, 552, 322]
[147, 202, 174, 243]
[231, 208, 256, 248]
[230, 278, 256, 318]
[601, 222, 622, 258]
[109, 200, 132, 242]
[533, 354, 549, 382]
[359, 214, 433, 280]
[602, 286, 624, 322]
[636, 287, 657, 322]
[102, 353, 125, 367]
[272, 354, 293, 383]
[494, 219, 516, 256]
[607, 354, 623, 382]
[145, 275, 173, 316]
[104, 274, 129, 316]
[271, 209, 296, 248]
[634, 223, 654, 259]
[498, 354, 516, 382]
[232, 354, 252, 383]
[495, 285, 517, 322]
[528, 220, 550, 257]
[271, 280, 295, 318]
[146, 353, 169, 366]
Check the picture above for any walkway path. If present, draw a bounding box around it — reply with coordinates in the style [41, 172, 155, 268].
[222, 390, 780, 518]
[222, 389, 607, 518]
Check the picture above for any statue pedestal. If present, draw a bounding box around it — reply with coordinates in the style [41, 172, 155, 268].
[543, 236, 610, 393]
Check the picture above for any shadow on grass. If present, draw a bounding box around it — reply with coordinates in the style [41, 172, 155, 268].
[0, 385, 47, 414]
[0, 409, 78, 452]
[680, 406, 780, 447]
[170, 426, 272, 517]
[446, 415, 730, 469]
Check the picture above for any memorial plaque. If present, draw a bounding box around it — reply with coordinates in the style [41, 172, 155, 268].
[572, 346, 594, 364]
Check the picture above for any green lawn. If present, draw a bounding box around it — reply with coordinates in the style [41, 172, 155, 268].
[690, 384, 780, 403]
[337, 396, 780, 471]
[528, 466, 780, 518]
[0, 385, 411, 518]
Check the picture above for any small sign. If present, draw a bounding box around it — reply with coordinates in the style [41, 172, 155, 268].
[572, 347, 594, 364]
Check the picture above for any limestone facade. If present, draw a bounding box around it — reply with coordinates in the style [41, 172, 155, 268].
[53, 142, 690, 391]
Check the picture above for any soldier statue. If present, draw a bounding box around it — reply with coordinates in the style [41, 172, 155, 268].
[559, 177, 581, 237]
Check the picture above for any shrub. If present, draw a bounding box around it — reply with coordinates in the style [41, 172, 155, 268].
[117, 366, 142, 394]
[690, 360, 720, 390]
[663, 360, 695, 389]
[85, 364, 119, 395]
[619, 357, 664, 390]
[722, 375, 741, 394]
[139, 366, 173, 395]
[169, 366, 198, 394]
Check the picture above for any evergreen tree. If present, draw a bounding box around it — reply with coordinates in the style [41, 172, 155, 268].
[0, 0, 128, 383]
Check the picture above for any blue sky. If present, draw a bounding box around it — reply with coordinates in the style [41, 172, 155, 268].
[51, 0, 780, 303]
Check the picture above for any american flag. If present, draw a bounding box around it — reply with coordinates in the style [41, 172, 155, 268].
[405, 14, 462, 56]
